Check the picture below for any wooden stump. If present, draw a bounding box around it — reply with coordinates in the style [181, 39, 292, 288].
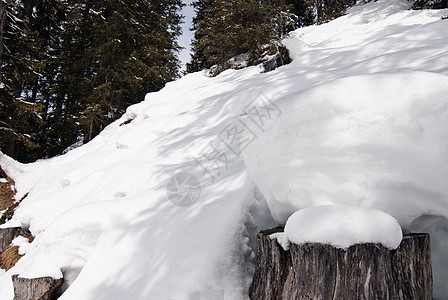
[12, 275, 63, 300]
[250, 228, 432, 300]
[0, 227, 31, 253]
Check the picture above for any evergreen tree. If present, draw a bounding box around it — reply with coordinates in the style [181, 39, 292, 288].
[61, 0, 183, 143]
[1, 0, 183, 161]
[186, 0, 214, 72]
[187, 0, 287, 73]
[0, 0, 44, 161]
[311, 0, 356, 23]
[27, 0, 68, 159]
[285, 0, 314, 29]
[0, 1, 6, 84]
[187, 0, 357, 73]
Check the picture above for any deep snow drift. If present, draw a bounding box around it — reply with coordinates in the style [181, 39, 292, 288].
[243, 72, 448, 226]
[1, 0, 448, 299]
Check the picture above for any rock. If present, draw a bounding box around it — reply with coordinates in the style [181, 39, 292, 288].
[12, 275, 63, 300]
[412, 0, 447, 9]
[208, 42, 292, 76]
[262, 44, 291, 73]
[250, 227, 432, 300]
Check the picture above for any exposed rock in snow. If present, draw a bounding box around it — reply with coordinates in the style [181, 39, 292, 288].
[412, 0, 448, 10]
[209, 42, 291, 76]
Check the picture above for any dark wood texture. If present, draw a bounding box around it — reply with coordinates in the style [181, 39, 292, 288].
[250, 228, 432, 300]
[0, 227, 31, 253]
[0, 0, 5, 84]
[12, 275, 63, 300]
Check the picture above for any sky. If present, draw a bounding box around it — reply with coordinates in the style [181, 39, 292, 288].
[178, 0, 195, 71]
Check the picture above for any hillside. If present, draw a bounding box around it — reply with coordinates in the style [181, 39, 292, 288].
[1, 0, 448, 299]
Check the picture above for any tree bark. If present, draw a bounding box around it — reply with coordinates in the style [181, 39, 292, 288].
[0, 0, 6, 85]
[316, 0, 323, 23]
[12, 275, 63, 300]
[250, 228, 432, 300]
[0, 227, 31, 254]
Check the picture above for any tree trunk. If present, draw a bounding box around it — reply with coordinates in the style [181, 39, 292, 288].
[316, 0, 323, 23]
[0, 0, 6, 85]
[250, 227, 432, 300]
[0, 227, 31, 254]
[12, 275, 63, 300]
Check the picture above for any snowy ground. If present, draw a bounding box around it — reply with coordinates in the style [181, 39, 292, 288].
[1, 0, 448, 299]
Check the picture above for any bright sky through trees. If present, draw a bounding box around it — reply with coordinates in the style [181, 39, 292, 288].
[179, 0, 195, 70]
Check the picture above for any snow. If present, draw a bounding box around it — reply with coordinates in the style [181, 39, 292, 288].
[1, 0, 448, 299]
[0, 247, 62, 299]
[17, 251, 63, 280]
[11, 236, 30, 255]
[269, 232, 291, 250]
[243, 72, 448, 227]
[281, 205, 403, 250]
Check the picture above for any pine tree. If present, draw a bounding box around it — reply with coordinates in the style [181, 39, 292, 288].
[1, 0, 183, 161]
[187, 0, 359, 73]
[322, 0, 356, 22]
[285, 0, 314, 29]
[26, 0, 68, 159]
[0, 0, 44, 161]
[187, 0, 286, 73]
[311, 0, 356, 23]
[0, 1, 6, 84]
[65, 0, 183, 143]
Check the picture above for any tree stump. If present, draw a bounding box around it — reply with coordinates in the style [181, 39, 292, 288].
[0, 227, 31, 253]
[250, 228, 432, 300]
[12, 275, 63, 300]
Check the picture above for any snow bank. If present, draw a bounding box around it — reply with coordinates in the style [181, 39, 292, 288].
[243, 71, 448, 226]
[282, 205, 402, 250]
[243, 71, 448, 298]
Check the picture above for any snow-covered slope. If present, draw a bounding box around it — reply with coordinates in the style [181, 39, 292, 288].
[1, 0, 448, 298]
